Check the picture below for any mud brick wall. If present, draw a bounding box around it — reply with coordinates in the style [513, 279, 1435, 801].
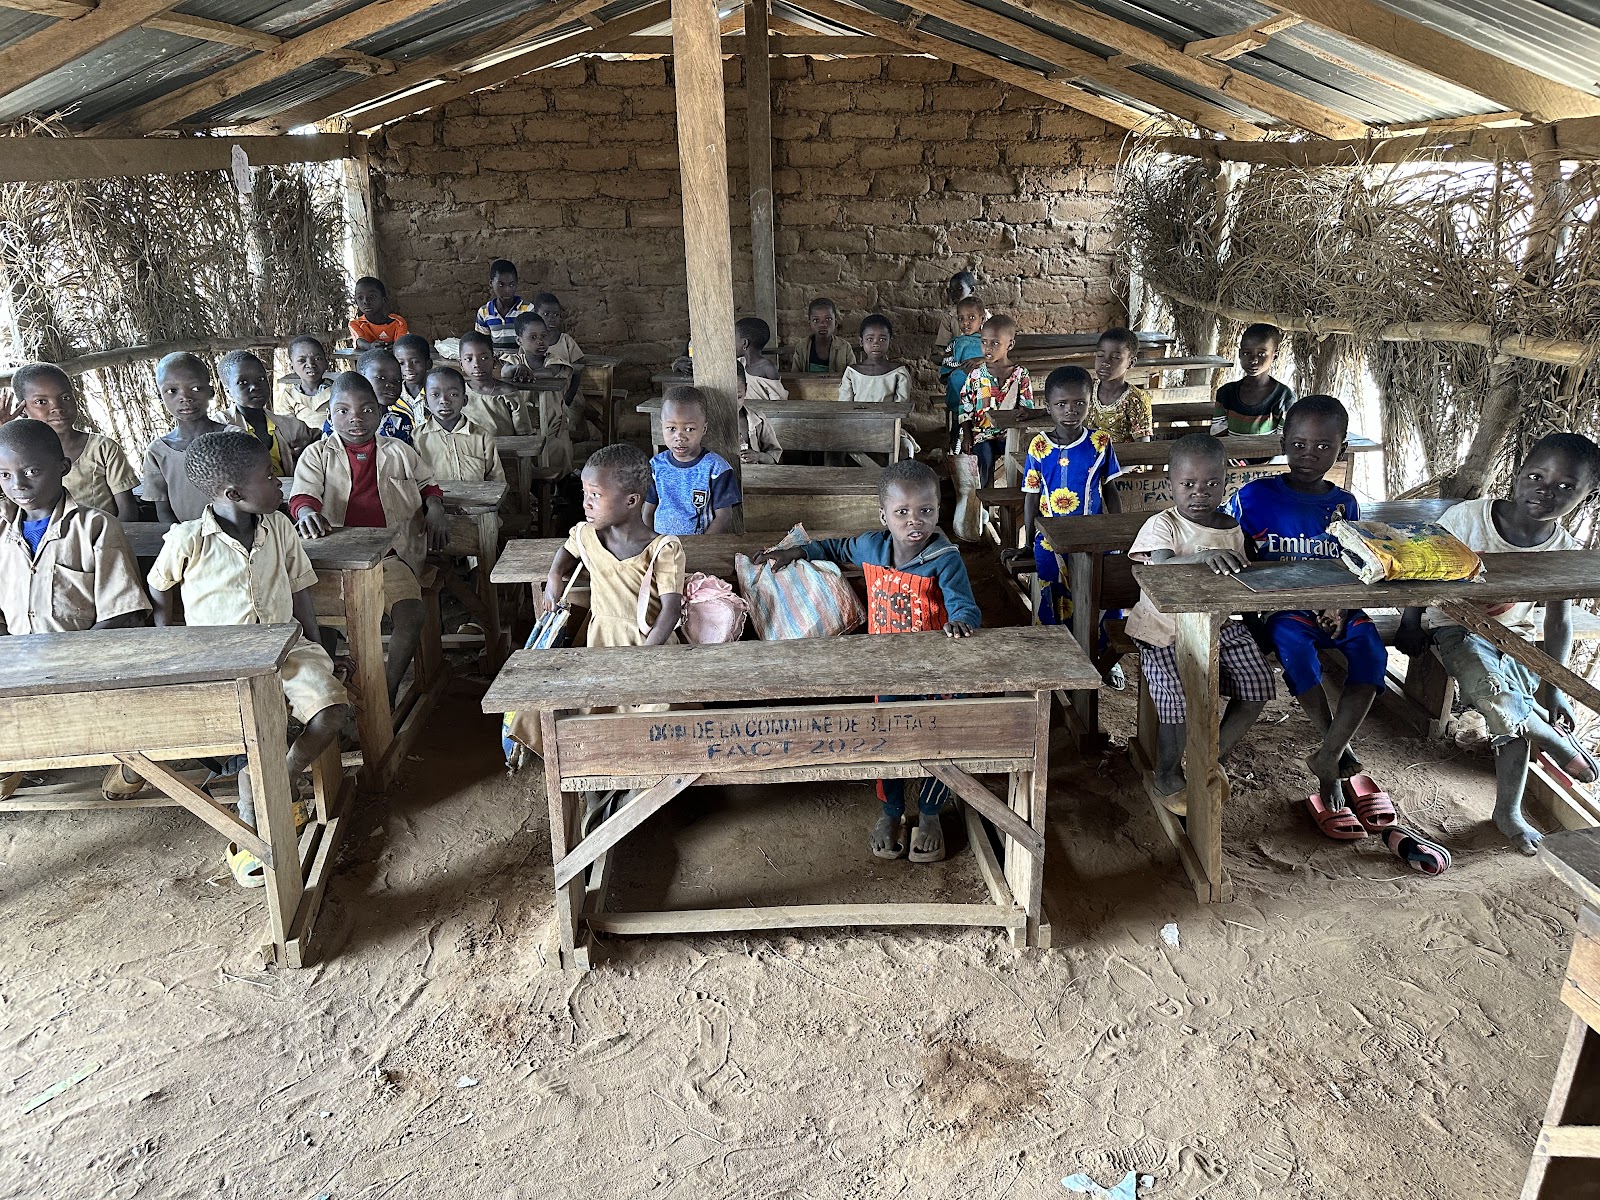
[372, 55, 1126, 385]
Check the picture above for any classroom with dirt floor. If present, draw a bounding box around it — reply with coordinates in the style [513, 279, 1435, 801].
[3, 0, 1600, 1195]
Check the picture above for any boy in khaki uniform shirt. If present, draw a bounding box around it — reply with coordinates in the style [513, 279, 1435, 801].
[148, 430, 351, 888]
[412, 367, 506, 484]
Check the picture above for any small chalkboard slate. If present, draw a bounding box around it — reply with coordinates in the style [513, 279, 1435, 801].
[1237, 561, 1356, 592]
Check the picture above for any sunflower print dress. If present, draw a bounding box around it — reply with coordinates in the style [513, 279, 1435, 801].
[1022, 427, 1122, 626]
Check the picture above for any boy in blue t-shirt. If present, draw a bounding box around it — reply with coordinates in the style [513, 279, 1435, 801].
[1227, 395, 1388, 838]
[645, 386, 742, 536]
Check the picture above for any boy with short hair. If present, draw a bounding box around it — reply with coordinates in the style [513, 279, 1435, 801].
[1127, 433, 1274, 804]
[218, 349, 313, 475]
[144, 352, 227, 526]
[412, 366, 506, 484]
[757, 459, 979, 862]
[1397, 432, 1600, 857]
[502, 311, 580, 409]
[349, 277, 409, 350]
[358, 347, 416, 445]
[290, 373, 449, 705]
[956, 313, 1032, 486]
[933, 271, 987, 355]
[148, 431, 351, 888]
[1212, 323, 1295, 438]
[791, 297, 856, 374]
[279, 335, 333, 426]
[474, 259, 536, 354]
[394, 334, 432, 404]
[940, 296, 986, 429]
[459, 330, 534, 438]
[645, 386, 741, 536]
[1090, 326, 1153, 443]
[533, 292, 584, 365]
[11, 362, 139, 520]
[735, 316, 788, 402]
[1228, 395, 1387, 836]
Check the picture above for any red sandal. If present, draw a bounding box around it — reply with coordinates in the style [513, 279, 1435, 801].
[1305, 791, 1367, 840]
[1344, 774, 1398, 832]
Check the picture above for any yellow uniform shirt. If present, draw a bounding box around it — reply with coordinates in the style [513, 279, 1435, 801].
[64, 432, 138, 514]
[277, 377, 333, 426]
[0, 493, 150, 633]
[413, 412, 506, 484]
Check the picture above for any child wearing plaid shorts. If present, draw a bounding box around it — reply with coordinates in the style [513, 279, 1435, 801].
[1126, 434, 1274, 806]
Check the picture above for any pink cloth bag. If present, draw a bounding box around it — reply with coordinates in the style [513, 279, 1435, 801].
[681, 572, 748, 644]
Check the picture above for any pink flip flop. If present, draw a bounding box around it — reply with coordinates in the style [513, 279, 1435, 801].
[1343, 774, 1398, 832]
[1305, 792, 1367, 840]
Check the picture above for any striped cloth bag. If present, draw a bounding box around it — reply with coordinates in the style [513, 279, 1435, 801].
[735, 524, 865, 640]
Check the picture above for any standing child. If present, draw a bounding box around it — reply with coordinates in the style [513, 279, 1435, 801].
[1397, 433, 1600, 858]
[394, 334, 433, 405]
[143, 352, 227, 526]
[218, 350, 313, 476]
[1212, 323, 1295, 438]
[290, 373, 448, 706]
[1090, 326, 1153, 443]
[459, 330, 533, 438]
[956, 313, 1032, 486]
[941, 297, 986, 440]
[1227, 395, 1388, 838]
[474, 259, 536, 354]
[839, 314, 912, 404]
[736, 317, 788, 402]
[737, 364, 782, 465]
[412, 367, 506, 484]
[791, 298, 856, 374]
[534, 293, 585, 366]
[933, 271, 987, 355]
[645, 386, 741, 536]
[358, 348, 416, 445]
[1125, 433, 1274, 803]
[278, 335, 333, 427]
[349, 277, 409, 350]
[10, 363, 139, 520]
[1002, 366, 1121, 628]
[758, 460, 979, 862]
[147, 432, 351, 887]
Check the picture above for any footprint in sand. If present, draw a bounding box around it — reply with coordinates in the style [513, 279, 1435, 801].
[1167, 1147, 1227, 1199]
[1092, 1024, 1130, 1065]
[1248, 1138, 1296, 1186]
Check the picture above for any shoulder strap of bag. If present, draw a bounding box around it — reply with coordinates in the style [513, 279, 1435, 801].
[636, 536, 678, 635]
[1000, 368, 1024, 409]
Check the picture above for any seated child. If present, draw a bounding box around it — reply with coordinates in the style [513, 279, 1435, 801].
[394, 334, 432, 405]
[940, 296, 986, 430]
[1397, 432, 1600, 857]
[349, 276, 409, 350]
[459, 330, 534, 438]
[502, 311, 580, 417]
[147, 431, 351, 887]
[737, 364, 782, 465]
[0, 418, 151, 800]
[1090, 326, 1153, 442]
[933, 270, 987, 355]
[736, 317, 788, 402]
[1002, 366, 1121, 627]
[144, 352, 227, 526]
[412, 367, 506, 484]
[839, 314, 912, 404]
[790, 297, 856, 374]
[1212, 323, 1295, 438]
[1126, 433, 1273, 802]
[474, 258, 536, 354]
[218, 350, 313, 476]
[645, 386, 740, 536]
[1227, 395, 1386, 837]
[290, 372, 448, 706]
[758, 459, 978, 862]
[533, 292, 585, 365]
[278, 335, 333, 426]
[358, 348, 416, 445]
[11, 363, 138, 520]
[956, 313, 1032, 486]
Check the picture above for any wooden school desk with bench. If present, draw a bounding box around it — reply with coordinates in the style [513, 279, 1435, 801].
[0, 625, 344, 966]
[638, 395, 909, 467]
[482, 626, 1100, 970]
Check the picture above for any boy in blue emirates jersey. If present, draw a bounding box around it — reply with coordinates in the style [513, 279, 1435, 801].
[1227, 395, 1387, 836]
[645, 386, 741, 535]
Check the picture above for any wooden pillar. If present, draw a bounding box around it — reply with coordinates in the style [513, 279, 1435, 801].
[341, 146, 380, 281]
[745, 0, 778, 334]
[673, 0, 741, 479]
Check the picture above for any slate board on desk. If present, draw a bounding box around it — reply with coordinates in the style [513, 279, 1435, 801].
[1237, 559, 1485, 594]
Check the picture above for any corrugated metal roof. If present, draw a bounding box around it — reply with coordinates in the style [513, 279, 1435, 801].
[1374, 0, 1600, 98]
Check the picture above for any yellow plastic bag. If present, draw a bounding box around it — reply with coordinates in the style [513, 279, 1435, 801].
[1327, 519, 1484, 585]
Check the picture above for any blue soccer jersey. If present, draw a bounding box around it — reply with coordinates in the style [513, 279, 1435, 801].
[1226, 475, 1359, 562]
[647, 449, 742, 535]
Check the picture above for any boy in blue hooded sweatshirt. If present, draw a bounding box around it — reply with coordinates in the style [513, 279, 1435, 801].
[758, 459, 979, 864]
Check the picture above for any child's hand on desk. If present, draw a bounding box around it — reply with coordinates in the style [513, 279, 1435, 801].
[1000, 547, 1031, 569]
[297, 511, 334, 539]
[424, 498, 450, 552]
[754, 547, 806, 569]
[944, 620, 974, 639]
[1316, 609, 1348, 637]
[1196, 547, 1248, 575]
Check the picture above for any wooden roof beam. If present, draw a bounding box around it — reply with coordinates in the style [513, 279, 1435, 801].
[894, 0, 1266, 139]
[0, 130, 359, 182]
[793, 0, 1152, 132]
[92, 0, 465, 135]
[1184, 14, 1302, 61]
[611, 33, 918, 54]
[0, 0, 179, 99]
[1005, 0, 1367, 138]
[1153, 114, 1600, 166]
[1269, 0, 1600, 123]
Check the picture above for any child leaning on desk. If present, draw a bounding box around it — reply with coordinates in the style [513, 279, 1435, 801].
[758, 459, 979, 865]
[1124, 433, 1274, 808]
[1396, 432, 1600, 860]
[148, 432, 351, 889]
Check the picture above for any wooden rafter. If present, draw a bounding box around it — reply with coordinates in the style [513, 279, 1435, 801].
[1155, 114, 1600, 167]
[240, 0, 606, 135]
[793, 0, 1155, 133]
[1271, 0, 1600, 123]
[349, 1, 671, 131]
[91, 0, 461, 136]
[611, 34, 917, 54]
[1183, 15, 1302, 61]
[0, 0, 177, 99]
[1004, 0, 1367, 138]
[892, 0, 1264, 139]
[0, 131, 359, 182]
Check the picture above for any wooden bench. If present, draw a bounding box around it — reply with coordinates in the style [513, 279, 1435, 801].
[742, 463, 883, 532]
[639, 395, 908, 465]
[0, 625, 348, 966]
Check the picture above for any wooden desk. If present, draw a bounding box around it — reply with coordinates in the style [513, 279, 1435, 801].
[743, 463, 883, 531]
[638, 395, 908, 462]
[437, 480, 509, 671]
[492, 530, 858, 590]
[495, 435, 563, 536]
[0, 625, 346, 966]
[1013, 331, 1175, 351]
[1527, 829, 1600, 1199]
[482, 626, 1100, 969]
[1135, 550, 1600, 902]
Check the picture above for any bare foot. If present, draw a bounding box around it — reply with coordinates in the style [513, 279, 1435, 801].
[909, 811, 945, 862]
[870, 813, 905, 859]
[1338, 747, 1361, 778]
[1494, 811, 1542, 856]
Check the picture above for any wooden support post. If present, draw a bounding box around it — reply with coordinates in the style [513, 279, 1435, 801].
[341, 144, 380, 281]
[745, 0, 777, 335]
[673, 0, 741, 481]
